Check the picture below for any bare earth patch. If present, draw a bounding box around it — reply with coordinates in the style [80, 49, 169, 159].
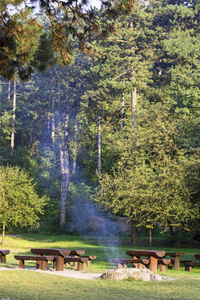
[0, 267, 102, 280]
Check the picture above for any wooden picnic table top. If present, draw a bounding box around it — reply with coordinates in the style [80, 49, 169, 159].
[31, 248, 85, 257]
[126, 250, 166, 258]
[165, 252, 185, 257]
[194, 254, 200, 260]
[31, 248, 71, 257]
[0, 250, 10, 255]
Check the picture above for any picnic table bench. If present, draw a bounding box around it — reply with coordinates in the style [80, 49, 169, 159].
[184, 254, 200, 271]
[14, 255, 54, 270]
[0, 250, 10, 263]
[64, 255, 97, 270]
[112, 250, 167, 273]
[165, 252, 185, 270]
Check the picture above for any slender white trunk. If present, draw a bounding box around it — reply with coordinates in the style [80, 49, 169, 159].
[11, 80, 16, 152]
[51, 95, 55, 145]
[97, 115, 101, 176]
[120, 92, 125, 131]
[131, 87, 137, 129]
[8, 81, 11, 101]
[57, 80, 70, 229]
[120, 66, 125, 131]
[58, 112, 70, 229]
[72, 119, 78, 175]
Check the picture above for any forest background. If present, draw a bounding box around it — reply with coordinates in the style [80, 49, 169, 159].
[0, 0, 200, 246]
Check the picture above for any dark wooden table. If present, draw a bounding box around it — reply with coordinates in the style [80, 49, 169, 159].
[165, 252, 185, 270]
[126, 250, 166, 272]
[31, 249, 86, 271]
[31, 248, 71, 271]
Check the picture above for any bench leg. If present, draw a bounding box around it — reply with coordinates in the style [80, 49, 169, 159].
[168, 263, 173, 270]
[117, 263, 123, 269]
[87, 261, 91, 267]
[0, 255, 6, 263]
[174, 257, 180, 270]
[56, 256, 64, 271]
[185, 265, 193, 272]
[159, 265, 166, 272]
[19, 260, 25, 269]
[41, 261, 48, 271]
[36, 261, 42, 269]
[73, 262, 78, 269]
[77, 262, 83, 271]
[149, 257, 158, 273]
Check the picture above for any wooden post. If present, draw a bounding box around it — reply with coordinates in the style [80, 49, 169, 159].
[77, 262, 83, 271]
[159, 264, 166, 272]
[56, 256, 64, 271]
[174, 256, 180, 270]
[19, 260, 25, 269]
[149, 257, 158, 273]
[1, 254, 6, 263]
[149, 228, 152, 250]
[41, 261, 48, 271]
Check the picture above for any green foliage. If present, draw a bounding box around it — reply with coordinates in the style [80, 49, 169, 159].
[0, 165, 47, 229]
[96, 105, 200, 231]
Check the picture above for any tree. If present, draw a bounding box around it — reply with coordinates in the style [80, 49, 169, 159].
[95, 105, 200, 244]
[0, 165, 47, 246]
[0, 1, 135, 80]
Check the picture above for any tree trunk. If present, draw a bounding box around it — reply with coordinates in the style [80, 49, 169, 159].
[120, 66, 125, 131]
[58, 112, 70, 230]
[57, 78, 70, 230]
[2, 221, 5, 248]
[169, 226, 181, 248]
[51, 95, 55, 145]
[120, 92, 125, 131]
[8, 81, 11, 102]
[131, 86, 137, 129]
[72, 118, 78, 175]
[11, 80, 16, 153]
[97, 115, 101, 176]
[130, 219, 139, 246]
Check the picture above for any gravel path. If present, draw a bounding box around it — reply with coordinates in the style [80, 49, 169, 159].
[0, 267, 102, 280]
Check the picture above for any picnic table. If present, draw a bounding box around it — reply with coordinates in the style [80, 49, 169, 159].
[165, 252, 185, 270]
[126, 250, 166, 272]
[31, 248, 86, 271]
[31, 248, 71, 271]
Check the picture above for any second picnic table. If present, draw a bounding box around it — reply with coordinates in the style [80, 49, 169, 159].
[31, 248, 85, 271]
[126, 250, 166, 272]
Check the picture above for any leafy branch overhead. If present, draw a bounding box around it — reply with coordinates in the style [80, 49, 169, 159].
[0, 0, 136, 80]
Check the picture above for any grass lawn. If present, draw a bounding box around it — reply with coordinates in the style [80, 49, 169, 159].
[1, 234, 200, 300]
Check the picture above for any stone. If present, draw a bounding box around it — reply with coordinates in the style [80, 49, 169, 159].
[100, 268, 175, 282]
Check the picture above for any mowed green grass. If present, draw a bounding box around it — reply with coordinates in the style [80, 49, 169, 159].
[1, 234, 200, 300]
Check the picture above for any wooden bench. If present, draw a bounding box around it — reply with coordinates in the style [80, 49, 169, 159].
[168, 259, 192, 270]
[0, 250, 10, 263]
[14, 255, 54, 270]
[63, 256, 90, 271]
[157, 259, 171, 272]
[185, 261, 200, 272]
[112, 258, 149, 269]
[112, 258, 171, 272]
